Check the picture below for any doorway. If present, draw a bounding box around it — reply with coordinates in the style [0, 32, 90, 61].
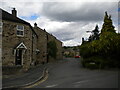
[15, 49, 22, 65]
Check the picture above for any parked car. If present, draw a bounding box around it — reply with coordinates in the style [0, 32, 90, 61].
[75, 56, 80, 58]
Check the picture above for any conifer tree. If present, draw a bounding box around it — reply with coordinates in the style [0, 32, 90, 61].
[101, 11, 115, 33]
[88, 25, 99, 42]
[92, 25, 99, 40]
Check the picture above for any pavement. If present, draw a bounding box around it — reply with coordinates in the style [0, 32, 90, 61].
[2, 64, 48, 89]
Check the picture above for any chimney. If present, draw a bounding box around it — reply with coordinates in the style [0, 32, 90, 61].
[34, 23, 37, 27]
[12, 8, 17, 17]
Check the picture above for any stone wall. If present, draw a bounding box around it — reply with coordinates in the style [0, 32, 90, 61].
[31, 33, 38, 66]
[2, 20, 32, 70]
[33, 25, 47, 64]
[34, 24, 63, 63]
[0, 21, 2, 66]
[55, 39, 63, 60]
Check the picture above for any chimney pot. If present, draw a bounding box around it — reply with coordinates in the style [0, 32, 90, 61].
[12, 8, 17, 17]
[34, 23, 37, 27]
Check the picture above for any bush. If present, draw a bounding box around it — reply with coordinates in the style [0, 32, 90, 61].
[81, 56, 105, 69]
[85, 63, 98, 69]
[80, 32, 120, 68]
[47, 41, 58, 59]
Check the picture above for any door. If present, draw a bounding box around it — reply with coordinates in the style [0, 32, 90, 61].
[15, 49, 22, 65]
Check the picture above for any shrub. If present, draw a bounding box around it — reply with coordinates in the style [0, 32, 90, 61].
[47, 40, 58, 59]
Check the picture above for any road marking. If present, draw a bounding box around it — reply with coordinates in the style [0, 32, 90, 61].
[46, 84, 58, 88]
[25, 73, 49, 88]
[75, 80, 90, 84]
[74, 80, 90, 88]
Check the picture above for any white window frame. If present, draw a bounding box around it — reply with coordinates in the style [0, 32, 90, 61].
[17, 25, 24, 37]
[0, 22, 3, 34]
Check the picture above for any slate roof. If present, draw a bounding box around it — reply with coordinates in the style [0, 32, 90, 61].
[0, 8, 38, 38]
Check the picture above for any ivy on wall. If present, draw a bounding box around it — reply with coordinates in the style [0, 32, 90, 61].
[47, 40, 58, 59]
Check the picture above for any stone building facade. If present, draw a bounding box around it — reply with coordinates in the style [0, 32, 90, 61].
[1, 8, 63, 72]
[33, 23, 63, 63]
[55, 39, 63, 60]
[33, 23, 47, 64]
[1, 8, 38, 71]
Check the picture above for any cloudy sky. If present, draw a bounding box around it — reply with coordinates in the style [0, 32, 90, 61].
[0, 0, 119, 46]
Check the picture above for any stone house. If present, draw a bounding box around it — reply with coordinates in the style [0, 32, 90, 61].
[33, 23, 63, 63]
[33, 23, 47, 64]
[1, 8, 63, 72]
[1, 8, 38, 71]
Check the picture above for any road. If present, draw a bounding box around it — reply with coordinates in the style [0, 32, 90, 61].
[34, 58, 118, 88]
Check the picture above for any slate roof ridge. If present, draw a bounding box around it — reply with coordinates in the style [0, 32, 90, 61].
[1, 8, 29, 25]
[1, 8, 38, 37]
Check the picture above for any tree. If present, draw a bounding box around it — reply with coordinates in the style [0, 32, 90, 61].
[88, 35, 92, 42]
[88, 25, 99, 42]
[101, 11, 115, 33]
[92, 25, 99, 40]
[80, 11, 120, 68]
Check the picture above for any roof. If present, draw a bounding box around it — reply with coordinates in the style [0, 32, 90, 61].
[16, 42, 27, 49]
[1, 8, 29, 25]
[0, 8, 38, 38]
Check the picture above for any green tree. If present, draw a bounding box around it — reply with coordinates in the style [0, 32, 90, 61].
[101, 11, 115, 33]
[47, 41, 58, 59]
[80, 12, 120, 68]
[92, 25, 99, 40]
[88, 25, 99, 42]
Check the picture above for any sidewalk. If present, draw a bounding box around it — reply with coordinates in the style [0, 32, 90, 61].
[2, 64, 47, 88]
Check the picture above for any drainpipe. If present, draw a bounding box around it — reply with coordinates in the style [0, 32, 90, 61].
[31, 33, 33, 65]
[44, 29, 48, 63]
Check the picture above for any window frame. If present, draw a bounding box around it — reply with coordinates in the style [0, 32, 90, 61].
[16, 25, 24, 37]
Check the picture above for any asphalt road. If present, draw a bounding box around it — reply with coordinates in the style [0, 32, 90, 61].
[34, 58, 118, 88]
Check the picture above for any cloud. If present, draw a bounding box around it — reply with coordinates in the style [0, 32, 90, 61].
[1, 1, 43, 17]
[49, 21, 102, 44]
[41, 2, 118, 22]
[63, 40, 80, 46]
[1, 1, 118, 46]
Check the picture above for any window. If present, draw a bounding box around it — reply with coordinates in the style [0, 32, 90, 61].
[17, 25, 24, 36]
[0, 22, 3, 34]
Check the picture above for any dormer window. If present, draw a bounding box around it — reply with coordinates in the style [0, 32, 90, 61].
[0, 22, 3, 34]
[17, 25, 24, 36]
